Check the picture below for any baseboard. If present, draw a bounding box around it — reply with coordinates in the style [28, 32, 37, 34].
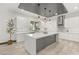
[0, 40, 16, 45]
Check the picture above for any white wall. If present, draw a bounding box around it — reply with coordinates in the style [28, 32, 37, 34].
[16, 16, 30, 33]
[16, 12, 57, 33]
[65, 16, 79, 33]
[0, 3, 19, 43]
[59, 16, 79, 42]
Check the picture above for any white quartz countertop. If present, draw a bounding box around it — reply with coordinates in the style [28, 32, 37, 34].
[25, 32, 58, 39]
[16, 31, 58, 39]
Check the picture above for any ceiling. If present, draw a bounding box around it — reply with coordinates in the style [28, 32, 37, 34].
[0, 3, 79, 17]
[63, 3, 79, 13]
[18, 3, 68, 17]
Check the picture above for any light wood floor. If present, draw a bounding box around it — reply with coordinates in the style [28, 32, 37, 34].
[0, 39, 79, 55]
[38, 39, 79, 55]
[0, 42, 28, 55]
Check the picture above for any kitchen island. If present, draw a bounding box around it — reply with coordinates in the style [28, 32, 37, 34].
[24, 32, 58, 55]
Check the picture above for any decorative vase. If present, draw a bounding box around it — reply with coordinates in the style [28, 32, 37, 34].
[8, 40, 13, 45]
[8, 33, 13, 45]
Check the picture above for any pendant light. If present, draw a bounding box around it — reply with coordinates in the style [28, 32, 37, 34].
[49, 10, 51, 21]
[43, 7, 48, 23]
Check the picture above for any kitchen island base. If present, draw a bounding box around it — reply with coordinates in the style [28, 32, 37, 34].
[24, 33, 58, 55]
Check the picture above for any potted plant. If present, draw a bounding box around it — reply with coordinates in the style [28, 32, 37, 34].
[7, 18, 15, 45]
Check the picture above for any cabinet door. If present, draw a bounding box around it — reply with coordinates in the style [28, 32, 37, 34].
[36, 34, 56, 53]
